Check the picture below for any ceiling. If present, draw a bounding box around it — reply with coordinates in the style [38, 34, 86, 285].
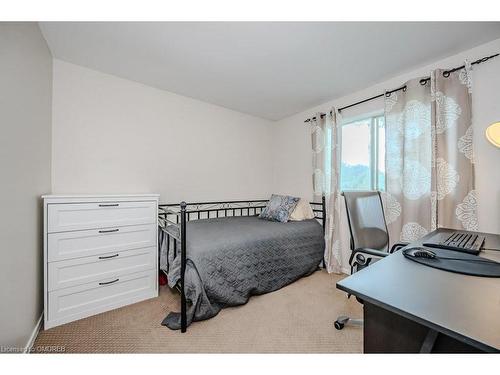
[39, 22, 500, 121]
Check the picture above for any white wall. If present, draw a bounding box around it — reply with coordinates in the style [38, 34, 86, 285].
[0, 23, 52, 349]
[42, 38, 500, 279]
[51, 60, 274, 203]
[272, 38, 500, 269]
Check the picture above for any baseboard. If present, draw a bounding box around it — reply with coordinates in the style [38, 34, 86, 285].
[24, 313, 43, 354]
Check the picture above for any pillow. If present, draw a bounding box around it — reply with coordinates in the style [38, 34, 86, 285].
[289, 198, 315, 221]
[259, 194, 300, 223]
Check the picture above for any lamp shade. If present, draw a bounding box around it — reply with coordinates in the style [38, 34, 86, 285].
[485, 122, 500, 148]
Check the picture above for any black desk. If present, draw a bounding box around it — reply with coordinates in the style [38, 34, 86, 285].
[336, 228, 500, 353]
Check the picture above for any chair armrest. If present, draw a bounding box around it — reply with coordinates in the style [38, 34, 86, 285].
[352, 248, 389, 258]
[390, 242, 409, 253]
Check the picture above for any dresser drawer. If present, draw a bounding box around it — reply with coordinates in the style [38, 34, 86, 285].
[47, 270, 156, 326]
[47, 224, 156, 262]
[48, 246, 156, 291]
[47, 200, 156, 233]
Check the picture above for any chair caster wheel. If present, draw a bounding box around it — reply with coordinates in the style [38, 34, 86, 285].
[334, 321, 344, 330]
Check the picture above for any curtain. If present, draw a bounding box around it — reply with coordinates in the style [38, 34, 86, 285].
[384, 63, 476, 244]
[384, 79, 433, 243]
[311, 110, 343, 273]
[431, 64, 477, 231]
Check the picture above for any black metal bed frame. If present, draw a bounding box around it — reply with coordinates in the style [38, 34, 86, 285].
[158, 196, 326, 332]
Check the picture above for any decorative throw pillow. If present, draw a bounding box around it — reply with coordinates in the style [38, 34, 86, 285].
[289, 198, 315, 221]
[259, 194, 300, 223]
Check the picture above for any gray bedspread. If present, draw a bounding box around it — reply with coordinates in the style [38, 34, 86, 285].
[159, 216, 324, 329]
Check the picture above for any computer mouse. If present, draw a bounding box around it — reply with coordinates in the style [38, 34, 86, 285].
[411, 248, 436, 259]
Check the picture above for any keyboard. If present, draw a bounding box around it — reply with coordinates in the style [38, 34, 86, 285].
[423, 231, 485, 255]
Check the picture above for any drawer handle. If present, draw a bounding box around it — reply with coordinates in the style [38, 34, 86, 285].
[99, 278, 119, 286]
[98, 203, 119, 207]
[99, 228, 119, 234]
[98, 253, 119, 260]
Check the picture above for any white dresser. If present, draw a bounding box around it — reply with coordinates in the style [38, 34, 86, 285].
[42, 194, 159, 329]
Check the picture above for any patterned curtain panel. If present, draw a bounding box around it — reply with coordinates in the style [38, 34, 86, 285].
[431, 64, 476, 231]
[384, 79, 433, 244]
[384, 63, 476, 244]
[311, 110, 343, 273]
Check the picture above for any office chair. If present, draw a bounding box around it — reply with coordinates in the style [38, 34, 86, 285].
[334, 191, 407, 330]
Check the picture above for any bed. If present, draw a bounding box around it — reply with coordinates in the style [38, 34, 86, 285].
[158, 198, 326, 332]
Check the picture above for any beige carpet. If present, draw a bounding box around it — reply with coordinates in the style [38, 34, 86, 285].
[33, 270, 362, 353]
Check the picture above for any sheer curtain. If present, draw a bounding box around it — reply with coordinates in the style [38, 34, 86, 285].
[384, 63, 476, 244]
[311, 110, 343, 273]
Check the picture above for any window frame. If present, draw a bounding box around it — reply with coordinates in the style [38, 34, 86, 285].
[340, 114, 385, 191]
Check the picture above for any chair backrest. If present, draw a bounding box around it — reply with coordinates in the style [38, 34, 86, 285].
[342, 191, 389, 253]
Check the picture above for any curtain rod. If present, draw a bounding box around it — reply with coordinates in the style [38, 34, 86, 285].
[304, 52, 499, 123]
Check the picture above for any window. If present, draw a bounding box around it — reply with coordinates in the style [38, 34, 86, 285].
[340, 115, 385, 191]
